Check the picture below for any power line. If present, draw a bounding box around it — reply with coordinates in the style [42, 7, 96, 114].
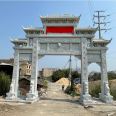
[93, 10, 111, 39]
[62, 59, 70, 69]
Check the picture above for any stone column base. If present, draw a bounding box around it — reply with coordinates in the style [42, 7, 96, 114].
[99, 93, 113, 103]
[6, 92, 17, 100]
[26, 91, 39, 103]
[79, 94, 92, 105]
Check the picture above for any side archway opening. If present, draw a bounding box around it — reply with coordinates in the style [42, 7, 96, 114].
[88, 62, 101, 98]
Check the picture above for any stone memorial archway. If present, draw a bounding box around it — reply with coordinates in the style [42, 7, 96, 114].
[6, 15, 113, 104]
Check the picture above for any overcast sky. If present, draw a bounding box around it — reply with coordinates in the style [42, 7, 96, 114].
[0, 0, 116, 72]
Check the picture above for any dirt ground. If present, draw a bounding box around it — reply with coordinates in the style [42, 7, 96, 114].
[0, 82, 116, 116]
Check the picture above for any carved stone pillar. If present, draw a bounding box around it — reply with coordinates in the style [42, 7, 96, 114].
[99, 50, 113, 103]
[80, 38, 91, 104]
[26, 38, 39, 102]
[6, 49, 19, 100]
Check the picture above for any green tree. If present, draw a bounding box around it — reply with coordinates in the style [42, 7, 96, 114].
[70, 71, 80, 91]
[52, 69, 65, 82]
[62, 69, 70, 78]
[51, 69, 80, 83]
[72, 71, 80, 79]
[0, 72, 11, 96]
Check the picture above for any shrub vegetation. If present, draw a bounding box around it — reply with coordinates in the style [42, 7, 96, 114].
[65, 85, 79, 97]
[51, 69, 80, 82]
[89, 81, 101, 98]
[0, 72, 11, 96]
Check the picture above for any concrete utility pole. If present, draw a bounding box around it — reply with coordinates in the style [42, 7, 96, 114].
[93, 10, 111, 39]
[69, 55, 74, 90]
[69, 55, 72, 81]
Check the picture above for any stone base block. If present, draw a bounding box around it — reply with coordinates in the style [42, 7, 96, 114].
[99, 93, 113, 103]
[79, 94, 92, 105]
[6, 92, 17, 100]
[26, 91, 39, 103]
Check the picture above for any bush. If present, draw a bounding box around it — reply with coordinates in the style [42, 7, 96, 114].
[90, 81, 116, 100]
[89, 72, 101, 81]
[109, 81, 116, 100]
[0, 72, 11, 96]
[51, 69, 80, 82]
[52, 69, 65, 82]
[72, 71, 80, 80]
[89, 82, 101, 98]
[65, 85, 71, 94]
[46, 76, 52, 82]
[110, 88, 116, 100]
[89, 71, 116, 81]
[43, 80, 48, 89]
[65, 85, 78, 97]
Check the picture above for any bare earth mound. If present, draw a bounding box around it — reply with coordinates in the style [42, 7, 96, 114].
[55, 77, 70, 86]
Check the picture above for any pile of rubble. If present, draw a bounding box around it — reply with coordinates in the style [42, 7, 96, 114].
[55, 77, 81, 94]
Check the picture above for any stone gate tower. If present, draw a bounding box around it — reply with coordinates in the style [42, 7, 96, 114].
[6, 14, 113, 104]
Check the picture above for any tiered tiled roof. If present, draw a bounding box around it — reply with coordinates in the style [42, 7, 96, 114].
[40, 14, 80, 24]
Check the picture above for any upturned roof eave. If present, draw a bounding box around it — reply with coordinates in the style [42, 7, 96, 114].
[40, 15, 81, 23]
[93, 38, 112, 44]
[11, 39, 27, 44]
[40, 15, 79, 19]
[23, 27, 44, 32]
[75, 27, 97, 32]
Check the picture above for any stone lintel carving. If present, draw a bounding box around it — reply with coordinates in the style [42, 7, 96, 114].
[88, 54, 101, 63]
[75, 55, 81, 60]
[39, 42, 81, 55]
[19, 53, 32, 61]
